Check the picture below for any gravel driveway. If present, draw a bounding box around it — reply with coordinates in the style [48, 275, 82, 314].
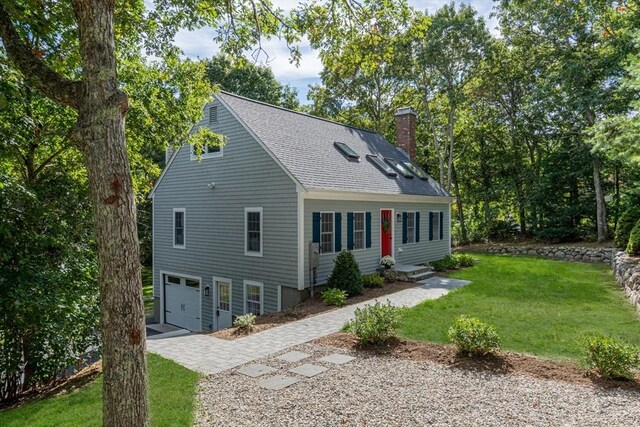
[195, 343, 640, 427]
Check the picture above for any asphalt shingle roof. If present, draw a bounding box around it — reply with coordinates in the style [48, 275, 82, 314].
[218, 92, 451, 198]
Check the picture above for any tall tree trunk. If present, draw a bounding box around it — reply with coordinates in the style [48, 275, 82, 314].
[74, 1, 148, 425]
[451, 162, 468, 244]
[592, 153, 608, 242]
[1, 3, 148, 421]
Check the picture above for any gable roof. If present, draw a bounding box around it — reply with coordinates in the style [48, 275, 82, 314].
[216, 92, 451, 198]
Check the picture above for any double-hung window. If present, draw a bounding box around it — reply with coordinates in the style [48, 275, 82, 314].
[353, 212, 365, 250]
[406, 212, 416, 244]
[245, 281, 262, 315]
[173, 208, 185, 248]
[431, 212, 441, 241]
[245, 207, 263, 256]
[320, 212, 334, 254]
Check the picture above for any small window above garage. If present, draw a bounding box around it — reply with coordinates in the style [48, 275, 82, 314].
[334, 141, 359, 160]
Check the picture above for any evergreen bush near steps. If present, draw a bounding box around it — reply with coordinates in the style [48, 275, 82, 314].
[627, 219, 640, 256]
[362, 273, 384, 288]
[327, 250, 364, 296]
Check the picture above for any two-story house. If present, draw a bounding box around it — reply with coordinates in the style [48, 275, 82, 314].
[150, 92, 453, 332]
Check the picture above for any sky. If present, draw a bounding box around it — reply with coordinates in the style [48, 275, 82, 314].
[170, 1, 497, 104]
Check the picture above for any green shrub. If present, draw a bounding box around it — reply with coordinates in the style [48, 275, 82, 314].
[447, 315, 501, 357]
[381, 270, 409, 283]
[349, 301, 401, 344]
[582, 334, 640, 380]
[233, 313, 256, 331]
[627, 219, 640, 255]
[454, 253, 477, 268]
[431, 254, 459, 272]
[321, 288, 348, 306]
[362, 273, 384, 288]
[327, 250, 364, 296]
[615, 206, 640, 249]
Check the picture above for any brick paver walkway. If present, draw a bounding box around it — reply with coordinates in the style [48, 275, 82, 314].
[147, 277, 470, 374]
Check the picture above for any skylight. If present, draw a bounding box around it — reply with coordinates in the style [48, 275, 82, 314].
[334, 141, 359, 160]
[385, 158, 414, 178]
[403, 161, 429, 180]
[367, 155, 397, 177]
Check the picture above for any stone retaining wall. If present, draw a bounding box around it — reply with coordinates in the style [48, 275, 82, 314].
[473, 246, 616, 264]
[613, 251, 640, 311]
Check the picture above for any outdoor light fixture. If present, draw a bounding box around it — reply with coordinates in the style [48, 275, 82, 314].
[203, 286, 210, 296]
[397, 213, 402, 223]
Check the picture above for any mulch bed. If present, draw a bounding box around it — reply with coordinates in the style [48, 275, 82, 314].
[209, 281, 419, 340]
[0, 361, 102, 410]
[314, 332, 640, 392]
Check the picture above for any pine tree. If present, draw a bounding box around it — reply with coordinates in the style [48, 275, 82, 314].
[327, 251, 363, 296]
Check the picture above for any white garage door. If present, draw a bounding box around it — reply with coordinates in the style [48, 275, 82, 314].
[164, 274, 200, 331]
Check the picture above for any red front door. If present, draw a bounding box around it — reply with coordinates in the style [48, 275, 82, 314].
[381, 210, 393, 257]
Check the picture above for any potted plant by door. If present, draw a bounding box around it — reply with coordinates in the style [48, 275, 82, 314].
[380, 255, 395, 270]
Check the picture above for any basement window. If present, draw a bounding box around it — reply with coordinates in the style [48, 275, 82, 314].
[334, 141, 359, 160]
[403, 161, 429, 180]
[366, 155, 397, 177]
[385, 158, 413, 178]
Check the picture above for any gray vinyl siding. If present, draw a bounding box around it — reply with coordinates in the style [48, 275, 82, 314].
[152, 99, 298, 331]
[303, 199, 451, 286]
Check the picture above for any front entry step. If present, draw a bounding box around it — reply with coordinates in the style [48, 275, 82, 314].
[408, 271, 436, 282]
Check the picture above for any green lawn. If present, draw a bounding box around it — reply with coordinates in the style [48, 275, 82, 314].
[0, 354, 200, 427]
[399, 254, 640, 360]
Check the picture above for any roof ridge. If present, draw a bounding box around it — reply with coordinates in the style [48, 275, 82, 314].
[217, 90, 380, 136]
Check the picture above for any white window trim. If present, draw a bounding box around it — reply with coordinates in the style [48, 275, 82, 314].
[190, 141, 223, 160]
[159, 270, 202, 330]
[173, 208, 186, 249]
[212, 276, 233, 315]
[406, 211, 417, 244]
[319, 211, 335, 255]
[431, 211, 442, 241]
[352, 211, 366, 251]
[243, 280, 264, 315]
[244, 207, 263, 257]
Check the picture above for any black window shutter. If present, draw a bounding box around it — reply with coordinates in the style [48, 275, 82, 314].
[402, 212, 408, 244]
[347, 212, 354, 250]
[429, 212, 434, 241]
[335, 212, 342, 252]
[365, 212, 372, 248]
[416, 212, 421, 242]
[439, 212, 444, 240]
[312, 212, 320, 243]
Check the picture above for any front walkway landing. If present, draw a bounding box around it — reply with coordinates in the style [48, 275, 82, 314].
[146, 277, 470, 374]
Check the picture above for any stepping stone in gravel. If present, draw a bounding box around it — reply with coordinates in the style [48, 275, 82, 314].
[258, 375, 300, 390]
[237, 363, 277, 378]
[318, 353, 355, 365]
[288, 364, 328, 378]
[276, 351, 311, 363]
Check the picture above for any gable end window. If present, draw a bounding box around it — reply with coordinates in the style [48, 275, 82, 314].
[209, 106, 218, 124]
[173, 208, 185, 248]
[245, 207, 263, 257]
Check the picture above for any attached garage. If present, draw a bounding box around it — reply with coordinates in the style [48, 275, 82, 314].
[163, 273, 201, 331]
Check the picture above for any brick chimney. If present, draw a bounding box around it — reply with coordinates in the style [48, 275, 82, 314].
[395, 107, 417, 160]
